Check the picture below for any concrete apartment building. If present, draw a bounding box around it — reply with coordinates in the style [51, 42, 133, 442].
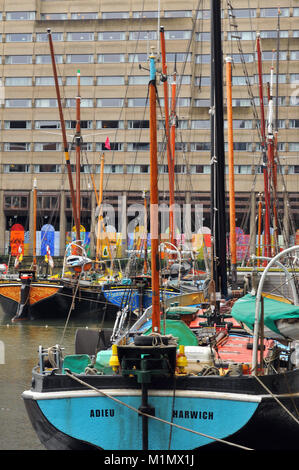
[0, 0, 298, 257]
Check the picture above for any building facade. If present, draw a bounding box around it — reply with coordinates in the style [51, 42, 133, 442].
[0, 0, 298, 257]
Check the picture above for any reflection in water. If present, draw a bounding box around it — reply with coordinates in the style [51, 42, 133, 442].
[0, 314, 115, 450]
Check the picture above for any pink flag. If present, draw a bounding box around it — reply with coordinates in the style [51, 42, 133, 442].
[104, 137, 111, 150]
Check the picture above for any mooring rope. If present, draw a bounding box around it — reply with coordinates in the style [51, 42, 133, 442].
[64, 370, 253, 451]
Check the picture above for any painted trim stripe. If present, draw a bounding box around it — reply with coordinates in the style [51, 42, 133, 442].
[22, 388, 266, 403]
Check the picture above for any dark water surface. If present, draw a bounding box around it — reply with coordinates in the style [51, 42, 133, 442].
[0, 313, 114, 450]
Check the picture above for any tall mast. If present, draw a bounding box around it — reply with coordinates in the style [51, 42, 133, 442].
[210, 0, 227, 298]
[149, 49, 160, 333]
[256, 34, 271, 260]
[32, 178, 37, 271]
[225, 56, 237, 289]
[160, 26, 175, 247]
[47, 29, 81, 246]
[75, 70, 81, 228]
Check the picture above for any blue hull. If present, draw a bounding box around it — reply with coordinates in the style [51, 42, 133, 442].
[102, 288, 180, 311]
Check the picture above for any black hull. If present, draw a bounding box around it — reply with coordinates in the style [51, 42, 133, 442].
[0, 280, 119, 321]
[23, 368, 299, 451]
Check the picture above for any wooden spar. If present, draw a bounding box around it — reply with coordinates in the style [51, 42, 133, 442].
[149, 50, 160, 333]
[75, 70, 81, 227]
[257, 193, 262, 267]
[256, 34, 271, 260]
[210, 0, 227, 297]
[159, 26, 175, 247]
[225, 57, 237, 288]
[267, 68, 277, 255]
[96, 154, 105, 262]
[143, 191, 148, 274]
[32, 178, 37, 270]
[47, 29, 81, 245]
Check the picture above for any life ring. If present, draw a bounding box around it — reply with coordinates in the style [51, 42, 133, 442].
[0, 264, 8, 274]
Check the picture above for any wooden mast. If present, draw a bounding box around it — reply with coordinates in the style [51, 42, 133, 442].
[149, 49, 160, 333]
[210, 0, 227, 298]
[47, 29, 81, 246]
[225, 56, 237, 288]
[32, 178, 37, 271]
[160, 26, 175, 247]
[75, 70, 81, 231]
[256, 34, 271, 260]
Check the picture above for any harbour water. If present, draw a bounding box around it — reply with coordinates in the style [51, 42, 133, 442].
[0, 312, 113, 450]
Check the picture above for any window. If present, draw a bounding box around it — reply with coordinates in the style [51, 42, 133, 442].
[195, 76, 211, 86]
[196, 32, 211, 41]
[166, 53, 191, 62]
[128, 120, 149, 129]
[261, 51, 287, 61]
[164, 10, 192, 17]
[35, 77, 62, 86]
[6, 11, 35, 20]
[96, 142, 123, 151]
[232, 76, 254, 86]
[294, 8, 299, 16]
[101, 165, 123, 173]
[226, 120, 252, 129]
[34, 143, 61, 151]
[98, 54, 125, 63]
[129, 53, 148, 63]
[174, 165, 186, 174]
[231, 53, 254, 63]
[40, 13, 67, 20]
[290, 51, 299, 61]
[260, 30, 288, 39]
[66, 120, 93, 129]
[194, 99, 210, 107]
[5, 99, 31, 107]
[36, 55, 63, 64]
[196, 10, 211, 19]
[289, 120, 299, 128]
[66, 54, 94, 64]
[4, 164, 30, 173]
[164, 31, 191, 40]
[66, 98, 93, 107]
[102, 12, 129, 19]
[34, 164, 61, 173]
[232, 98, 251, 107]
[71, 13, 98, 19]
[254, 74, 286, 84]
[98, 32, 126, 41]
[290, 96, 299, 106]
[96, 120, 124, 129]
[4, 142, 30, 151]
[127, 143, 150, 151]
[128, 98, 147, 107]
[127, 165, 149, 173]
[68, 142, 93, 151]
[195, 54, 210, 64]
[4, 194, 28, 209]
[66, 76, 93, 85]
[97, 98, 124, 107]
[128, 76, 148, 85]
[190, 165, 204, 174]
[191, 142, 211, 151]
[67, 32, 94, 41]
[5, 121, 31, 129]
[6, 33, 32, 42]
[289, 143, 299, 151]
[5, 55, 32, 64]
[36, 32, 63, 42]
[229, 9, 256, 18]
[5, 77, 32, 86]
[133, 11, 158, 18]
[97, 76, 124, 85]
[260, 8, 289, 17]
[129, 31, 157, 40]
[224, 142, 252, 151]
[35, 99, 58, 107]
[35, 121, 61, 129]
[191, 120, 210, 129]
[227, 31, 255, 41]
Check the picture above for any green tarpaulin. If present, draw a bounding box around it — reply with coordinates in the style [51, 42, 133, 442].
[231, 293, 299, 335]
